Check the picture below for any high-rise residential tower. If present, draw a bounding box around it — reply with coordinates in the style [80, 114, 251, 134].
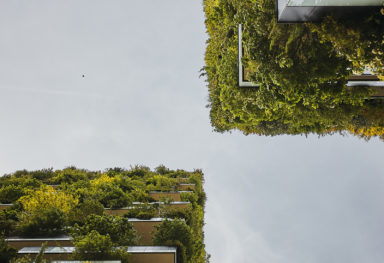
[0, 166, 207, 263]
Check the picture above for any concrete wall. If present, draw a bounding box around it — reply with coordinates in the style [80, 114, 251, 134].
[163, 202, 190, 211]
[178, 177, 190, 183]
[131, 221, 162, 245]
[104, 208, 128, 216]
[148, 192, 181, 201]
[130, 253, 175, 263]
[371, 87, 384, 97]
[349, 75, 380, 81]
[105, 202, 190, 217]
[178, 184, 195, 191]
[20, 252, 175, 263]
[18, 253, 71, 261]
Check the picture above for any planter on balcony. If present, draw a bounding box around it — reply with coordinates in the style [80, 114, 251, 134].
[0, 203, 13, 210]
[177, 184, 195, 191]
[104, 201, 191, 217]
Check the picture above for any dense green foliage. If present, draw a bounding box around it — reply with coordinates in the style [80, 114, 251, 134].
[203, 0, 384, 139]
[123, 203, 157, 219]
[72, 230, 131, 263]
[0, 185, 25, 204]
[67, 198, 105, 225]
[0, 205, 19, 236]
[72, 214, 138, 246]
[0, 235, 17, 262]
[16, 207, 66, 237]
[309, 14, 384, 80]
[0, 166, 207, 263]
[154, 219, 193, 263]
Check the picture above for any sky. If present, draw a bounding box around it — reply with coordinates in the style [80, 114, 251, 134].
[1, 1, 384, 263]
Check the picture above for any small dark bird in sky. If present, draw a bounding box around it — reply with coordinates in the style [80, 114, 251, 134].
[82, 74, 85, 78]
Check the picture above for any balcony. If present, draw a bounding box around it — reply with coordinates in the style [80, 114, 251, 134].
[17, 246, 177, 263]
[238, 24, 384, 93]
[276, 0, 383, 22]
[148, 191, 193, 202]
[6, 236, 72, 250]
[104, 201, 191, 216]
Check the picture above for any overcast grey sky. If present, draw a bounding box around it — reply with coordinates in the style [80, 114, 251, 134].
[1, 1, 384, 263]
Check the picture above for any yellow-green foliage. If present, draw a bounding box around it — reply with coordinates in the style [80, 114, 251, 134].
[308, 15, 384, 80]
[146, 175, 177, 191]
[90, 173, 115, 188]
[19, 185, 78, 214]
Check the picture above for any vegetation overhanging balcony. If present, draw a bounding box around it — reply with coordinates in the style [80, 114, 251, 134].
[238, 24, 384, 96]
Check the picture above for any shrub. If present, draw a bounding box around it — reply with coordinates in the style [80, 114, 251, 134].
[0, 177, 41, 191]
[125, 165, 151, 178]
[67, 198, 104, 225]
[90, 174, 115, 187]
[155, 165, 171, 175]
[0, 185, 25, 204]
[72, 230, 114, 260]
[153, 219, 193, 261]
[146, 175, 177, 191]
[123, 204, 157, 220]
[16, 207, 66, 237]
[106, 167, 126, 177]
[163, 239, 187, 263]
[72, 230, 131, 263]
[72, 214, 137, 246]
[0, 208, 18, 236]
[0, 234, 17, 262]
[131, 189, 153, 202]
[308, 13, 384, 79]
[50, 167, 89, 184]
[161, 208, 188, 220]
[116, 177, 146, 193]
[96, 184, 131, 209]
[29, 168, 54, 183]
[19, 185, 78, 214]
[180, 192, 198, 205]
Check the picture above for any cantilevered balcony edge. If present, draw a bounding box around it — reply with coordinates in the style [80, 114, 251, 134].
[276, 0, 383, 23]
[18, 246, 178, 253]
[51, 261, 120, 263]
[6, 236, 73, 250]
[0, 203, 13, 210]
[6, 236, 71, 241]
[104, 201, 191, 210]
[7, 219, 179, 247]
[18, 246, 178, 263]
[238, 24, 259, 88]
[148, 191, 193, 193]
